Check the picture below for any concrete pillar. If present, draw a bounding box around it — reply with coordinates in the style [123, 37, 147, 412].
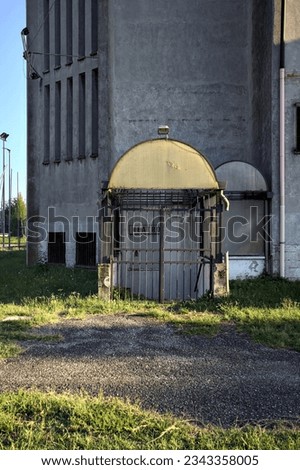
[98, 263, 111, 300]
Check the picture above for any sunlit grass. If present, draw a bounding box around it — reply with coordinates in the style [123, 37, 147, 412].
[0, 390, 299, 450]
[0, 252, 299, 449]
[0, 251, 300, 358]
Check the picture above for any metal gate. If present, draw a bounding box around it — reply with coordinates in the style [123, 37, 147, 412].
[102, 189, 222, 301]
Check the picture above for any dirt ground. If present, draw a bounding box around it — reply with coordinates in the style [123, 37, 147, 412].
[0, 314, 299, 427]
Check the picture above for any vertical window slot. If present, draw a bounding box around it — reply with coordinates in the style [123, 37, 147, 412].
[92, 69, 98, 157]
[55, 0, 61, 68]
[66, 0, 73, 64]
[79, 73, 86, 158]
[55, 81, 61, 162]
[78, 0, 85, 59]
[43, 0, 50, 71]
[66, 77, 73, 160]
[43, 85, 50, 164]
[91, 0, 98, 55]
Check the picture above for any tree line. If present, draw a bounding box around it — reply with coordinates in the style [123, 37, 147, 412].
[1, 194, 26, 236]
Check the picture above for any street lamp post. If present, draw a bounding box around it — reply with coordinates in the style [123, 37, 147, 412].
[17, 172, 20, 249]
[6, 149, 11, 249]
[0, 132, 9, 248]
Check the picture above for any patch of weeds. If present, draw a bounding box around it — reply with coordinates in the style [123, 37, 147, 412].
[20, 334, 63, 343]
[152, 310, 223, 336]
[0, 316, 63, 358]
[0, 341, 23, 359]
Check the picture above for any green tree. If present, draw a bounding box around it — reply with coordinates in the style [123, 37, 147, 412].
[5, 195, 27, 236]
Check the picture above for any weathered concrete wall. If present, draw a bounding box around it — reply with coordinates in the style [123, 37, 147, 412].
[269, 0, 300, 279]
[26, 0, 110, 266]
[283, 0, 300, 279]
[108, 0, 252, 172]
[26, 0, 300, 279]
[27, 0, 254, 267]
[269, 0, 281, 275]
[26, 0, 42, 265]
[251, 0, 273, 187]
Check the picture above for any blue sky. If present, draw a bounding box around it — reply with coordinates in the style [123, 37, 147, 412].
[0, 0, 26, 200]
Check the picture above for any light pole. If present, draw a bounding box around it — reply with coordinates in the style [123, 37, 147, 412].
[0, 132, 9, 248]
[5, 149, 11, 249]
[17, 171, 20, 249]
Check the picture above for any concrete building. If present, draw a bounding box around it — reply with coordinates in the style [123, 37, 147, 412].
[25, 1, 300, 292]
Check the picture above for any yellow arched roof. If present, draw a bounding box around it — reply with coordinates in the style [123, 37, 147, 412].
[108, 139, 219, 190]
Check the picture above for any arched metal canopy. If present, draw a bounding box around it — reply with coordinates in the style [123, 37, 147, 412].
[216, 161, 268, 191]
[108, 139, 219, 190]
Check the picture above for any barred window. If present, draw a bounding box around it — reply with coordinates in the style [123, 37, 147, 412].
[76, 232, 96, 266]
[48, 232, 66, 264]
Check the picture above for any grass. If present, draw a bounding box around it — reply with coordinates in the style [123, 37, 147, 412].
[0, 251, 299, 449]
[0, 389, 299, 450]
[0, 236, 26, 250]
[217, 278, 300, 351]
[0, 251, 300, 356]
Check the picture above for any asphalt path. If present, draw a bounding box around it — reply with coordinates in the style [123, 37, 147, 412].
[0, 314, 299, 427]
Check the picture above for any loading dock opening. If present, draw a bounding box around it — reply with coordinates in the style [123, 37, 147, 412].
[216, 161, 271, 279]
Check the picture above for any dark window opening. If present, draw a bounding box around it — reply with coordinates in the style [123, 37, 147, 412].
[48, 232, 66, 264]
[55, 0, 61, 68]
[66, 77, 73, 160]
[78, 0, 85, 58]
[43, 0, 50, 71]
[55, 81, 61, 162]
[295, 104, 300, 153]
[76, 232, 96, 266]
[43, 85, 50, 164]
[79, 73, 86, 158]
[66, 0, 73, 64]
[91, 0, 98, 55]
[91, 69, 98, 157]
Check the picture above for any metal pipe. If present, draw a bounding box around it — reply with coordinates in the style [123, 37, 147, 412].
[264, 199, 270, 274]
[279, 0, 286, 277]
[158, 209, 165, 303]
[220, 190, 230, 212]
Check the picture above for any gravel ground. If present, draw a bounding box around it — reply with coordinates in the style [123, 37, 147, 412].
[0, 314, 299, 427]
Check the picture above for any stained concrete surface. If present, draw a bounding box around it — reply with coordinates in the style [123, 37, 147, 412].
[0, 314, 299, 427]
